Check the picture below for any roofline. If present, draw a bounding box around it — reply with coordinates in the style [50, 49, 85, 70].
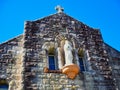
[0, 34, 23, 46]
[104, 42, 120, 53]
[24, 12, 98, 30]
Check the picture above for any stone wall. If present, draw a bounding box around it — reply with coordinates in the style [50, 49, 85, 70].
[23, 13, 116, 90]
[105, 44, 120, 90]
[0, 12, 119, 90]
[0, 35, 24, 90]
[23, 13, 89, 90]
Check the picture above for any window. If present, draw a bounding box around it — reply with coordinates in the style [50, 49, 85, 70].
[0, 85, 8, 90]
[47, 46, 57, 70]
[0, 79, 8, 90]
[48, 56, 55, 70]
[79, 58, 85, 72]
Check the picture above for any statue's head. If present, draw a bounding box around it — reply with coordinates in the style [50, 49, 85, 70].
[64, 40, 73, 51]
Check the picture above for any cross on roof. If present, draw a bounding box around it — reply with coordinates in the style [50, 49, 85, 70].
[55, 5, 64, 13]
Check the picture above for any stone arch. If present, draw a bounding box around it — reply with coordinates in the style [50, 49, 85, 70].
[55, 33, 79, 49]
[42, 41, 59, 70]
[55, 34, 80, 69]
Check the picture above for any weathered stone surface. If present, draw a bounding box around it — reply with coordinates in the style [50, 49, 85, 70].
[0, 35, 24, 90]
[0, 11, 120, 90]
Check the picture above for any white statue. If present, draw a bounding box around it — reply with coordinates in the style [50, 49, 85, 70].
[64, 40, 73, 66]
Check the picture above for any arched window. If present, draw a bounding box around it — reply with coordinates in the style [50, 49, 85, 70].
[0, 79, 9, 90]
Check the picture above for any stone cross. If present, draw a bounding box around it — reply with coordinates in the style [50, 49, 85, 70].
[55, 5, 64, 13]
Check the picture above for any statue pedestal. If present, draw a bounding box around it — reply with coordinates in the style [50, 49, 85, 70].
[62, 64, 80, 79]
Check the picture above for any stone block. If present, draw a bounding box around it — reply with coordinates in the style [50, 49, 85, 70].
[60, 75, 66, 79]
[50, 80, 55, 84]
[59, 79, 68, 84]
[43, 79, 49, 84]
[53, 85, 63, 90]
[74, 80, 83, 86]
[45, 86, 53, 90]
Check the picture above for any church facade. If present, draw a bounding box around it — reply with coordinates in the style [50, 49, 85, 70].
[0, 6, 120, 90]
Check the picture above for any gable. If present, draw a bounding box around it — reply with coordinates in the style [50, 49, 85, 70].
[24, 13, 99, 40]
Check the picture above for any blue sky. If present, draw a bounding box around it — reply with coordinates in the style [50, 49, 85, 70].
[0, 0, 120, 51]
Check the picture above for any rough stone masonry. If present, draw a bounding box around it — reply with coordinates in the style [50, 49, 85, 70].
[0, 6, 120, 90]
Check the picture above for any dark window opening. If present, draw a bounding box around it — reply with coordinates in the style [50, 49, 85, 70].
[79, 58, 85, 72]
[48, 56, 55, 70]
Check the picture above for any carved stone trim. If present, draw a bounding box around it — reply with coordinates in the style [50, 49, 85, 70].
[43, 67, 62, 73]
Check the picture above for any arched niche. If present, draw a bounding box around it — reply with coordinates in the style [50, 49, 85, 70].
[55, 34, 80, 67]
[55, 34, 81, 79]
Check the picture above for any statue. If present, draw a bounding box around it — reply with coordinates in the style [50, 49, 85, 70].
[57, 38, 80, 79]
[57, 39, 74, 68]
[64, 40, 73, 66]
